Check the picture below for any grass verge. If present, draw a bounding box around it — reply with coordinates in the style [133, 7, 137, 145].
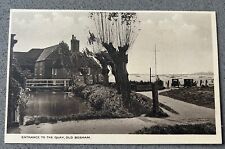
[133, 123, 216, 134]
[160, 87, 214, 109]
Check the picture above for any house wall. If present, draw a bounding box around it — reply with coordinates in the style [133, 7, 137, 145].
[44, 60, 54, 79]
[35, 48, 72, 79]
[34, 61, 45, 78]
[52, 68, 71, 79]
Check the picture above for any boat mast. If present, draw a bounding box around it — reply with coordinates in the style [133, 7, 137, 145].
[155, 44, 157, 77]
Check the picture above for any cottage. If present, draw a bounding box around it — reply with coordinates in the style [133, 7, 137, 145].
[34, 42, 72, 79]
[13, 35, 101, 84]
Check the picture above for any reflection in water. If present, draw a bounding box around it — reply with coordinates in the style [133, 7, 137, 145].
[25, 92, 88, 117]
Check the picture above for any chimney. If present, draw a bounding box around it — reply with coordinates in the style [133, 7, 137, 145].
[71, 35, 79, 54]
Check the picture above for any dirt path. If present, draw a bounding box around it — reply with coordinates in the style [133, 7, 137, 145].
[139, 92, 215, 123]
[8, 91, 215, 134]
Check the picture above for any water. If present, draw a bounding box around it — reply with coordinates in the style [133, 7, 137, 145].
[25, 92, 88, 117]
[109, 73, 214, 86]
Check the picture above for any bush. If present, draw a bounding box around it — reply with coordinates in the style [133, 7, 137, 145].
[74, 84, 171, 118]
[90, 98, 104, 111]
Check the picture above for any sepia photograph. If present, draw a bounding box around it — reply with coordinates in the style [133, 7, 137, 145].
[5, 9, 221, 144]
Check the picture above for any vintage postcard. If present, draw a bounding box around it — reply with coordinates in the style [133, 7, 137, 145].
[5, 9, 221, 144]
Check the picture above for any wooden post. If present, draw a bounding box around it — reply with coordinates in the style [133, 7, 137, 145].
[152, 82, 159, 114]
[205, 80, 208, 87]
[150, 67, 151, 83]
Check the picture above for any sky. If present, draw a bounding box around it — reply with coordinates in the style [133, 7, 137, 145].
[11, 10, 215, 74]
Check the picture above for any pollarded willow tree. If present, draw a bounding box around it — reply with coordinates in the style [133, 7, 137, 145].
[89, 12, 140, 105]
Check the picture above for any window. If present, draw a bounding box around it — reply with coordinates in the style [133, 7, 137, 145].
[52, 68, 57, 76]
[87, 67, 91, 75]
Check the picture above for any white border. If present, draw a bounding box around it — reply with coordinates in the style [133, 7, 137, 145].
[4, 9, 222, 144]
[211, 12, 222, 142]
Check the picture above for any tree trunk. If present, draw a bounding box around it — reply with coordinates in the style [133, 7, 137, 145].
[91, 69, 97, 84]
[110, 63, 121, 93]
[83, 75, 88, 84]
[102, 73, 109, 86]
[95, 52, 110, 86]
[92, 73, 96, 84]
[102, 66, 109, 86]
[96, 73, 99, 83]
[116, 61, 130, 106]
[102, 43, 130, 105]
[80, 68, 89, 85]
[152, 82, 159, 114]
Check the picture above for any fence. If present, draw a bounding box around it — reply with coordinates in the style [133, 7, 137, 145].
[25, 79, 70, 89]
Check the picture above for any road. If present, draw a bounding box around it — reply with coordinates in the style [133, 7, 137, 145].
[140, 92, 215, 123]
